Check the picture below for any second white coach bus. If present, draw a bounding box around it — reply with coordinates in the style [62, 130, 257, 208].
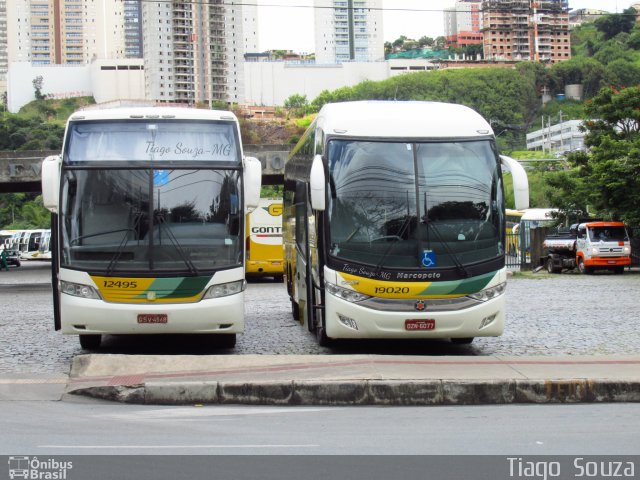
[41, 106, 261, 349]
[284, 101, 529, 345]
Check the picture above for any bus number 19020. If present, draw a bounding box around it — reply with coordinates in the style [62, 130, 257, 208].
[374, 286, 410, 295]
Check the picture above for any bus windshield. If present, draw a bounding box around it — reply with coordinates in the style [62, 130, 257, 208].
[327, 139, 504, 270]
[60, 168, 242, 274]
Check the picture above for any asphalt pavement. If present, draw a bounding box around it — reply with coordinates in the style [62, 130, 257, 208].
[1, 261, 639, 406]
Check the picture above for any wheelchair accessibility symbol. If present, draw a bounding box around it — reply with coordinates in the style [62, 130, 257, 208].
[421, 250, 436, 268]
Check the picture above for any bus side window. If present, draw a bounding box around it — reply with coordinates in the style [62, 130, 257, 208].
[294, 181, 307, 256]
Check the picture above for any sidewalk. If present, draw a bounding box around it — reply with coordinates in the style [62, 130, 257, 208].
[66, 354, 640, 405]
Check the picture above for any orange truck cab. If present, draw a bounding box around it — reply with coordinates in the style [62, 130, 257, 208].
[575, 221, 631, 274]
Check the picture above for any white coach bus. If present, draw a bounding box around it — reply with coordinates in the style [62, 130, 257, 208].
[41, 106, 261, 349]
[283, 101, 529, 345]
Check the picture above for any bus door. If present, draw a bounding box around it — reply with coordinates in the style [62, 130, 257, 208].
[293, 182, 314, 331]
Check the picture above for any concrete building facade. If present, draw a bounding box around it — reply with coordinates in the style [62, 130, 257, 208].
[444, 1, 483, 47]
[141, 0, 250, 106]
[482, 0, 571, 63]
[124, 0, 143, 58]
[526, 119, 585, 153]
[6, 59, 144, 112]
[314, 0, 384, 64]
[6, 0, 125, 66]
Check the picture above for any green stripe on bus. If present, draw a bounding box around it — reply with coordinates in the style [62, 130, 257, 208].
[418, 271, 497, 296]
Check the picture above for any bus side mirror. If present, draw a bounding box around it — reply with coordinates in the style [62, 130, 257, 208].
[41, 155, 62, 213]
[244, 156, 262, 213]
[310, 154, 326, 211]
[500, 155, 529, 210]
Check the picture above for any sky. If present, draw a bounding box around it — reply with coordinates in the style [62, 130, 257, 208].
[256, 0, 637, 53]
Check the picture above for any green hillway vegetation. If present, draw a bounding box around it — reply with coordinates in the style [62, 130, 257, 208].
[1, 9, 639, 228]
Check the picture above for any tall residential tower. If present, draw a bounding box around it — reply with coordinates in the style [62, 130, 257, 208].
[6, 0, 125, 65]
[141, 0, 252, 106]
[314, 0, 384, 64]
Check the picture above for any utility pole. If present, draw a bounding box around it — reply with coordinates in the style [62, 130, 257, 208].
[559, 110, 564, 151]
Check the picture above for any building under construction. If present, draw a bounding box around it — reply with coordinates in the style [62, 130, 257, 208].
[482, 0, 570, 63]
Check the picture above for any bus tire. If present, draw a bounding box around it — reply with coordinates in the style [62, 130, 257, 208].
[79, 334, 101, 350]
[316, 324, 333, 348]
[614, 266, 624, 275]
[215, 333, 236, 349]
[451, 337, 474, 345]
[291, 300, 300, 321]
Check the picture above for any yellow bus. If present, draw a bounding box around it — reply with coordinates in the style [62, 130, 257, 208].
[505, 209, 524, 256]
[245, 198, 284, 281]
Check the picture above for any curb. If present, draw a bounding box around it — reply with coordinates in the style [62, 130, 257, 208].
[67, 378, 640, 406]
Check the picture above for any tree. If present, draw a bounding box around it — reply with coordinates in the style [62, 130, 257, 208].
[594, 8, 637, 40]
[32, 76, 46, 101]
[544, 86, 640, 225]
[418, 36, 434, 48]
[392, 36, 407, 50]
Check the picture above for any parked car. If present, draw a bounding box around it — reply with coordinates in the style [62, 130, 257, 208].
[2, 249, 21, 267]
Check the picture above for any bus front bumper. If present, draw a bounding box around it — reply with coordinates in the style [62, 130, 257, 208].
[324, 294, 505, 340]
[60, 292, 245, 335]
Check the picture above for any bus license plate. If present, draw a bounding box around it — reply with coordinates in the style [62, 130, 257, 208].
[137, 314, 168, 324]
[405, 319, 435, 331]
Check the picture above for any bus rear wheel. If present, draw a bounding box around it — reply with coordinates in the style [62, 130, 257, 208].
[79, 334, 101, 350]
[291, 299, 300, 321]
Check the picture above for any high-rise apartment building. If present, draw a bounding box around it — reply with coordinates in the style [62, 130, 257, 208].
[444, 1, 483, 48]
[142, 0, 251, 106]
[6, 0, 125, 65]
[314, 0, 384, 64]
[0, 0, 7, 74]
[482, 0, 571, 63]
[124, 0, 143, 58]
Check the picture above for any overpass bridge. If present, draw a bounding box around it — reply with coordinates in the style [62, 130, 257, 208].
[0, 145, 292, 193]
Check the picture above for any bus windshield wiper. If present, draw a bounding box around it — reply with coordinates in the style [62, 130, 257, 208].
[105, 228, 137, 276]
[423, 219, 470, 279]
[375, 214, 413, 271]
[153, 216, 199, 275]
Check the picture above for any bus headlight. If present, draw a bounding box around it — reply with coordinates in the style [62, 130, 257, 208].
[60, 280, 101, 299]
[467, 282, 506, 302]
[203, 280, 246, 299]
[624, 246, 631, 254]
[326, 282, 371, 303]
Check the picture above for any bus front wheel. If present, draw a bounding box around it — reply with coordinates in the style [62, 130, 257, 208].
[214, 333, 236, 349]
[451, 337, 474, 345]
[79, 334, 101, 350]
[316, 324, 333, 348]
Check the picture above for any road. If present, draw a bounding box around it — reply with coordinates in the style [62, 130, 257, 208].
[1, 400, 639, 455]
[1, 262, 640, 377]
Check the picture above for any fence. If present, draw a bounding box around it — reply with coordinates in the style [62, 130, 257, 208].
[506, 225, 640, 271]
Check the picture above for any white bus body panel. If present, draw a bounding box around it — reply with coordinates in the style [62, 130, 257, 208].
[58, 267, 245, 335]
[324, 294, 505, 339]
[322, 266, 505, 340]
